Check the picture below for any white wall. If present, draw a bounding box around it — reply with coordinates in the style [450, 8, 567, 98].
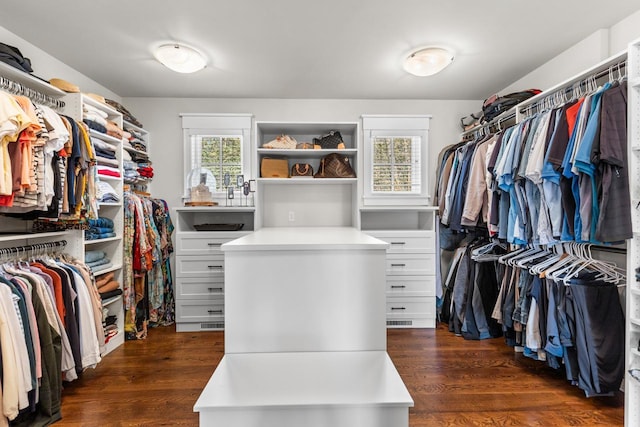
[0, 26, 120, 101]
[123, 97, 480, 210]
[499, 9, 640, 95]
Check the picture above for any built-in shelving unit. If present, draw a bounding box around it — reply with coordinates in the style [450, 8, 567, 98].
[62, 92, 125, 355]
[254, 121, 359, 229]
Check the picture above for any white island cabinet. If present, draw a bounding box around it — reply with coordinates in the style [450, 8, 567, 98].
[194, 227, 413, 426]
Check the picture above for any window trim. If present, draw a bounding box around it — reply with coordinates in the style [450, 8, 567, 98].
[361, 115, 431, 206]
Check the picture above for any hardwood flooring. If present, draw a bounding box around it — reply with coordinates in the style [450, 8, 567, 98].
[57, 323, 624, 426]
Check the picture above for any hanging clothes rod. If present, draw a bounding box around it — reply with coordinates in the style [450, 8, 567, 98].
[0, 239, 67, 259]
[462, 109, 516, 141]
[0, 75, 66, 110]
[519, 59, 627, 118]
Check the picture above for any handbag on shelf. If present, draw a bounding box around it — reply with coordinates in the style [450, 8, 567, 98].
[290, 163, 314, 177]
[261, 157, 289, 178]
[313, 131, 345, 149]
[314, 153, 356, 178]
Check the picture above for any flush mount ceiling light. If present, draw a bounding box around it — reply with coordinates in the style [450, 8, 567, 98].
[403, 47, 454, 77]
[153, 43, 207, 73]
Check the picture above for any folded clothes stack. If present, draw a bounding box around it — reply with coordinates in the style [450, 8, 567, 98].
[137, 164, 154, 179]
[86, 217, 115, 240]
[83, 103, 108, 127]
[123, 159, 140, 184]
[125, 128, 147, 152]
[96, 181, 119, 203]
[91, 136, 119, 167]
[95, 271, 123, 300]
[85, 249, 113, 273]
[96, 165, 121, 178]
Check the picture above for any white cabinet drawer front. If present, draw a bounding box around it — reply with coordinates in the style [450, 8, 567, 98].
[386, 275, 436, 297]
[176, 299, 224, 322]
[177, 277, 224, 298]
[386, 254, 436, 275]
[176, 255, 225, 277]
[386, 297, 435, 317]
[368, 231, 435, 253]
[176, 236, 230, 255]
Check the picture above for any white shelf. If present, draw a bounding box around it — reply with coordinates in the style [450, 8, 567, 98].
[82, 94, 120, 118]
[84, 235, 121, 245]
[123, 145, 149, 157]
[0, 230, 71, 242]
[98, 202, 122, 207]
[631, 317, 640, 328]
[257, 178, 357, 184]
[89, 129, 122, 145]
[96, 174, 123, 182]
[123, 120, 148, 135]
[257, 148, 357, 157]
[0, 61, 66, 97]
[360, 206, 438, 212]
[103, 330, 124, 356]
[102, 294, 123, 307]
[631, 77, 640, 88]
[93, 263, 123, 275]
[633, 348, 640, 358]
[175, 206, 255, 213]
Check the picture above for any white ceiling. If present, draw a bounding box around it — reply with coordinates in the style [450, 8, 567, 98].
[1, 0, 638, 100]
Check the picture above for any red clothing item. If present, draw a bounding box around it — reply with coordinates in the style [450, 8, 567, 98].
[566, 98, 584, 137]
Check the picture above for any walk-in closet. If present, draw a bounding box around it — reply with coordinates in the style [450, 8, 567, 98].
[0, 1, 639, 426]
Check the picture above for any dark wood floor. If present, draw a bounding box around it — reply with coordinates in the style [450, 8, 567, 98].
[56, 323, 624, 426]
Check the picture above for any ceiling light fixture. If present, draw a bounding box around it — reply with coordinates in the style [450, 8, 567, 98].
[403, 47, 454, 77]
[153, 43, 207, 74]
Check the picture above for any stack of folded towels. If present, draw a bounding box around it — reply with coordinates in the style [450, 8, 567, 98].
[92, 136, 119, 168]
[85, 250, 112, 273]
[95, 271, 122, 300]
[86, 217, 115, 240]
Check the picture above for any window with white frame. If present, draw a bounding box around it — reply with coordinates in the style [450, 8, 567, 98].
[362, 115, 430, 206]
[181, 114, 252, 198]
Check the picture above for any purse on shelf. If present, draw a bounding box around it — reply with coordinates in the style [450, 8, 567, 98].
[313, 131, 345, 149]
[314, 153, 356, 178]
[261, 157, 289, 178]
[291, 163, 314, 177]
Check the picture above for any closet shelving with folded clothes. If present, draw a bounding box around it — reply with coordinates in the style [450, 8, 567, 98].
[626, 36, 640, 427]
[62, 92, 126, 355]
[437, 50, 631, 399]
[122, 120, 152, 193]
[254, 121, 359, 229]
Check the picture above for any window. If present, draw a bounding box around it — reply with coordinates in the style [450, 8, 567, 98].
[362, 115, 430, 206]
[188, 135, 243, 192]
[181, 114, 252, 198]
[372, 136, 421, 193]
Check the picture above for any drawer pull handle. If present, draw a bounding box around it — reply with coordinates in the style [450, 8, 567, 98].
[391, 307, 406, 310]
[207, 243, 220, 247]
[391, 285, 406, 289]
[207, 310, 223, 314]
[207, 265, 223, 269]
[390, 242, 406, 245]
[391, 263, 406, 267]
[207, 287, 223, 292]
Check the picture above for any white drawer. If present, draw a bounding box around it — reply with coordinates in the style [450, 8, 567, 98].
[367, 230, 435, 253]
[386, 253, 436, 276]
[176, 277, 224, 298]
[176, 298, 225, 322]
[386, 296, 435, 318]
[176, 235, 231, 255]
[386, 275, 436, 297]
[176, 255, 225, 277]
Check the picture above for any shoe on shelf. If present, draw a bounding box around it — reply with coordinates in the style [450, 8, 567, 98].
[263, 135, 297, 149]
